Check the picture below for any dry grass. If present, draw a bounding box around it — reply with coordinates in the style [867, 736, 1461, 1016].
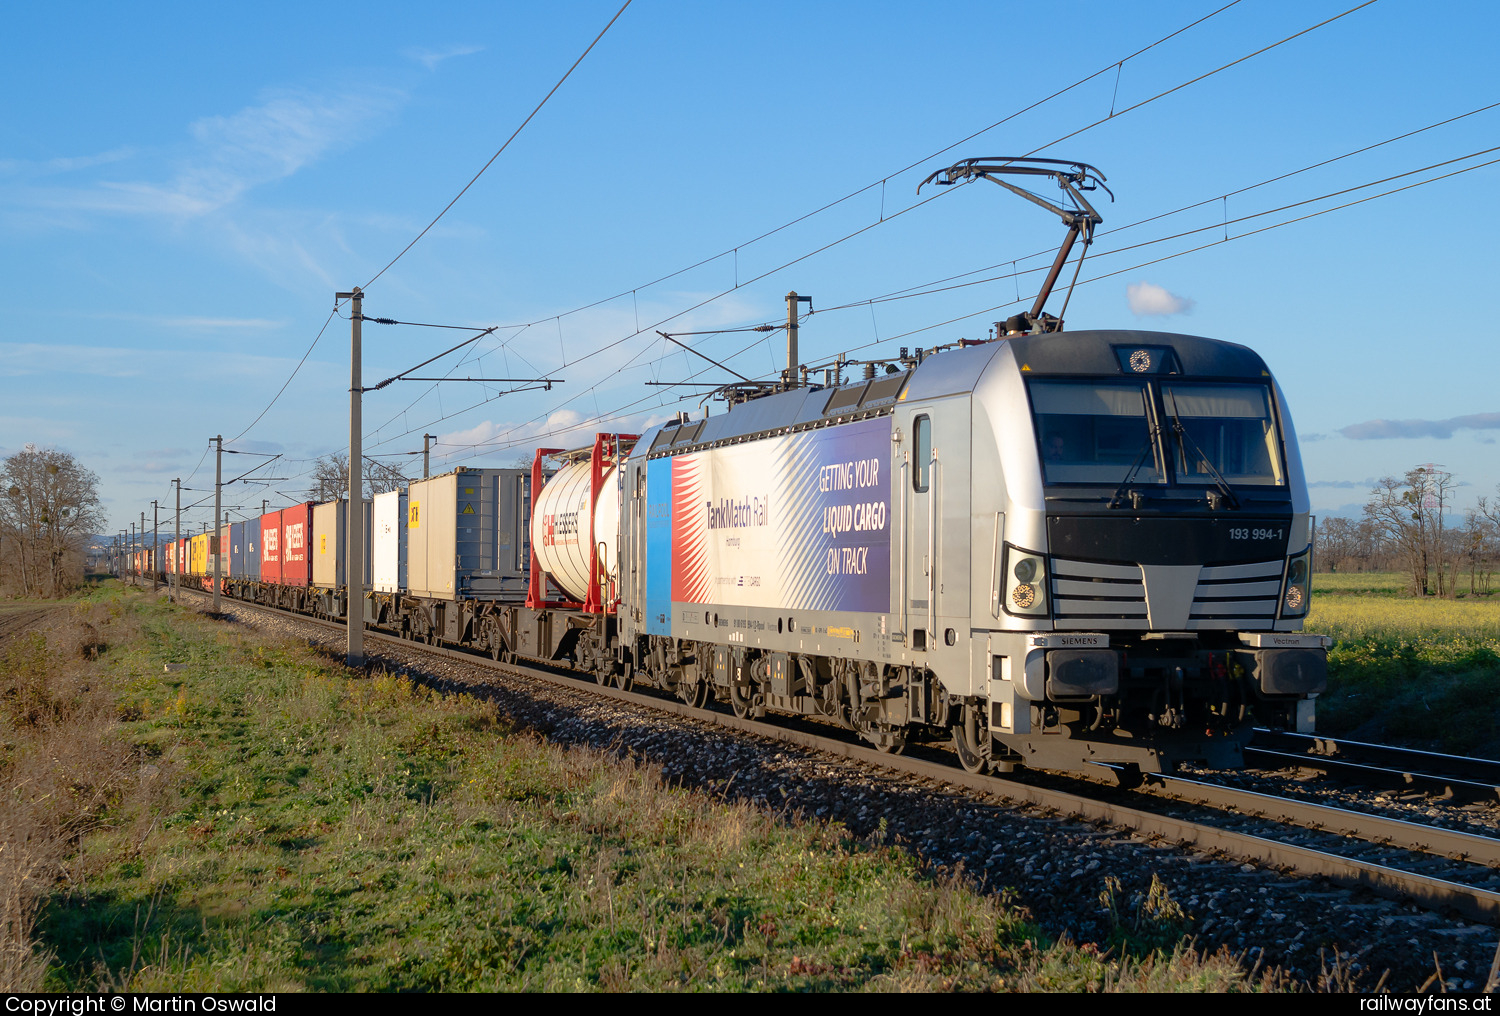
[0, 597, 174, 990]
[21, 586, 1293, 992]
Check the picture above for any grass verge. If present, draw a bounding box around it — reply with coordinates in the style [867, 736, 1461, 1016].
[3, 583, 1285, 992]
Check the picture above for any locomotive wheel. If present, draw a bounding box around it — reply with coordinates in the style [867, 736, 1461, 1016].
[678, 673, 710, 709]
[729, 678, 758, 719]
[952, 703, 991, 775]
[954, 717, 990, 774]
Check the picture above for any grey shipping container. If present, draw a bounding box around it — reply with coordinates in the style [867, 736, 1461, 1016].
[311, 499, 373, 589]
[406, 468, 529, 600]
[371, 490, 407, 594]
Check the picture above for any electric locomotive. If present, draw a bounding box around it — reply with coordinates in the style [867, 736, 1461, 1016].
[608, 326, 1326, 777]
[591, 157, 1326, 777]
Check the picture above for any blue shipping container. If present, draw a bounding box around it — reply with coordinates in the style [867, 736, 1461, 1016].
[230, 522, 247, 579]
[244, 516, 262, 581]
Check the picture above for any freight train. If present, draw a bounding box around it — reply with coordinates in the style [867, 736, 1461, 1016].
[138, 325, 1327, 780]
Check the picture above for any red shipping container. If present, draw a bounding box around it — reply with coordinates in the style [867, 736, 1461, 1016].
[280, 503, 313, 587]
[260, 509, 284, 585]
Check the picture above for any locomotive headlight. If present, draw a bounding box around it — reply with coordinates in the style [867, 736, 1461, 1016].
[1003, 547, 1049, 617]
[1281, 547, 1312, 618]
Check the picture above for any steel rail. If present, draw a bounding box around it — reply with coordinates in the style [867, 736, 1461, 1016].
[1244, 747, 1500, 802]
[1250, 729, 1500, 801]
[1139, 772, 1500, 867]
[178, 588, 1500, 924]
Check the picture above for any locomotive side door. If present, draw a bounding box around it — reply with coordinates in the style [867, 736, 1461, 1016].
[622, 459, 647, 629]
[899, 398, 971, 676]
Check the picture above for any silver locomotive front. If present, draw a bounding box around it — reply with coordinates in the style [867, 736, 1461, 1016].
[960, 329, 1326, 774]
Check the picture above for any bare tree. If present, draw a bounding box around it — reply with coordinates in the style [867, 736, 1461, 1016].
[1315, 516, 1359, 573]
[1459, 509, 1494, 595]
[309, 453, 411, 502]
[1466, 483, 1500, 595]
[0, 446, 107, 597]
[1363, 466, 1458, 596]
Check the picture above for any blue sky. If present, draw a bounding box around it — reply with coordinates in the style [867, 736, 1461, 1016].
[3, 0, 1497, 538]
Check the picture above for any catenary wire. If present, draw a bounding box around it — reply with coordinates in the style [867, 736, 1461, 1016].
[175, 1, 1371, 507]
[350, 3, 1257, 445]
[361, 0, 633, 291]
[837, 99, 1500, 309]
[374, 1, 1385, 457]
[436, 148, 1499, 462]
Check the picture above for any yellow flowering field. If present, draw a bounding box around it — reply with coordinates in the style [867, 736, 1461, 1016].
[1308, 595, 1500, 647]
[1305, 574, 1499, 754]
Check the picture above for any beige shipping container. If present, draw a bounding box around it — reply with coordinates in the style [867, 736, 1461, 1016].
[406, 468, 529, 601]
[311, 499, 373, 589]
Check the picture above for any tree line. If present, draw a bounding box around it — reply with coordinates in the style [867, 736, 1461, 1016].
[1316, 466, 1499, 596]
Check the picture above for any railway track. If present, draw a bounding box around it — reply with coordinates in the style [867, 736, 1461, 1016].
[1247, 729, 1500, 803]
[171, 586, 1500, 926]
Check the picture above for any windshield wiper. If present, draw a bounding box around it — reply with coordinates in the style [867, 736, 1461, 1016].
[1166, 392, 1241, 511]
[1108, 433, 1157, 510]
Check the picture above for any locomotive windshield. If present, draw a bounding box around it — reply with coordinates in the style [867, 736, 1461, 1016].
[1161, 383, 1284, 486]
[1032, 381, 1162, 485]
[1029, 379, 1286, 488]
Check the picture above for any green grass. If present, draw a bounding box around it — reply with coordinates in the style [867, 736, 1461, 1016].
[21, 584, 1269, 992]
[1306, 579, 1500, 756]
[1311, 571, 1411, 596]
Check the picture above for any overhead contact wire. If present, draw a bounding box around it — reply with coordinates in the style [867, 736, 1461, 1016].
[361, 0, 632, 291]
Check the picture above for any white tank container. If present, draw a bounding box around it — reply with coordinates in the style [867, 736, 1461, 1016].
[530, 459, 619, 602]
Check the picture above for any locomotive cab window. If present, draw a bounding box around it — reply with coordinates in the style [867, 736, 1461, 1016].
[1162, 383, 1285, 486]
[913, 415, 931, 492]
[1029, 381, 1161, 485]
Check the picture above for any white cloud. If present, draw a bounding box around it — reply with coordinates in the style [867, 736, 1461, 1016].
[440, 409, 588, 453]
[16, 85, 404, 221]
[77, 311, 284, 331]
[0, 147, 138, 177]
[1126, 281, 1195, 317]
[404, 45, 485, 71]
[1339, 412, 1500, 440]
[0, 341, 324, 380]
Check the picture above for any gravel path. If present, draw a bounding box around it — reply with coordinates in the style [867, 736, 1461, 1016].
[181, 590, 1500, 992]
